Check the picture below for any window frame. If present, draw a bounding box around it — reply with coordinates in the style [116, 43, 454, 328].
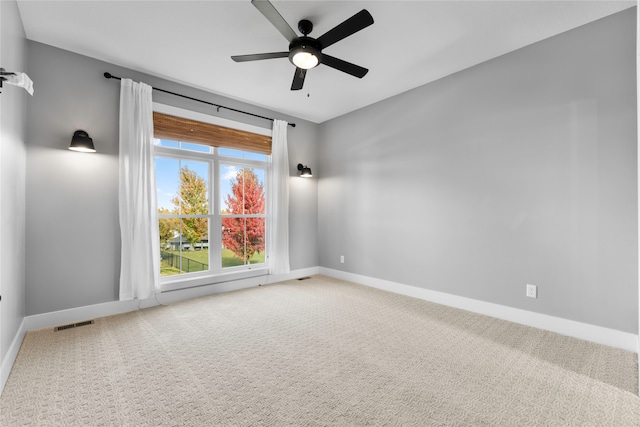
[153, 103, 272, 291]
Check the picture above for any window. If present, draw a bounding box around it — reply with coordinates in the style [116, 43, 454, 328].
[153, 108, 271, 284]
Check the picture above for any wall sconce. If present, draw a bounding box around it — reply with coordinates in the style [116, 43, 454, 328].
[69, 130, 96, 153]
[297, 163, 312, 177]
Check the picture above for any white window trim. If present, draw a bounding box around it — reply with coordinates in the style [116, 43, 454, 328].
[154, 103, 272, 292]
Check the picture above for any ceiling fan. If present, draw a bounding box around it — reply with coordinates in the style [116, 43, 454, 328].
[231, 0, 374, 91]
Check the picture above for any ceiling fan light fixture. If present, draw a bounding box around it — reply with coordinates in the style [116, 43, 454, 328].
[292, 51, 318, 69]
[289, 44, 321, 69]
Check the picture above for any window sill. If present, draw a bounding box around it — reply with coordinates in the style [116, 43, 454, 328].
[160, 268, 269, 293]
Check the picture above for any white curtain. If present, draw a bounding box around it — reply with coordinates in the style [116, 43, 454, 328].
[269, 119, 291, 275]
[118, 79, 160, 300]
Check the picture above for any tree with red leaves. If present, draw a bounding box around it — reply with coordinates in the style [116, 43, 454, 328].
[222, 168, 265, 263]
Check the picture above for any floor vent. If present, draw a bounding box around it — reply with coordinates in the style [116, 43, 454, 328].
[54, 320, 95, 332]
[297, 277, 312, 281]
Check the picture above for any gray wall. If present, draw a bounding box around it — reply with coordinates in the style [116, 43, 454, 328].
[25, 41, 318, 316]
[0, 0, 27, 365]
[318, 9, 638, 333]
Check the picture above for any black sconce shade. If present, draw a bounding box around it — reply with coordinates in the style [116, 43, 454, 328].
[297, 163, 312, 177]
[69, 130, 96, 153]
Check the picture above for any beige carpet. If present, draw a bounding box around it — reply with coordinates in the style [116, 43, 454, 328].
[1, 275, 639, 426]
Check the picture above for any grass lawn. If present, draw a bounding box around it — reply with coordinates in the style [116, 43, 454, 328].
[160, 248, 265, 276]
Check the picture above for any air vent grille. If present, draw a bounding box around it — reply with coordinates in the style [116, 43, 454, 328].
[54, 320, 95, 332]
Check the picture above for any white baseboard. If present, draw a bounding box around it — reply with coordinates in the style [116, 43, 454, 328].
[266, 266, 320, 284]
[150, 267, 320, 307]
[25, 299, 141, 331]
[320, 267, 639, 353]
[24, 267, 320, 332]
[1, 317, 26, 396]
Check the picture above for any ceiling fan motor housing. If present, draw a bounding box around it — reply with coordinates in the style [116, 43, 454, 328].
[288, 37, 323, 69]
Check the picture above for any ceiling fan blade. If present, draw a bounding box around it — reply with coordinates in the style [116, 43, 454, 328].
[316, 9, 374, 49]
[321, 54, 368, 78]
[231, 52, 289, 62]
[251, 0, 298, 42]
[291, 68, 307, 91]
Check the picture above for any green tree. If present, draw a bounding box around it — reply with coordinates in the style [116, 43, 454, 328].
[222, 168, 265, 262]
[172, 166, 208, 249]
[158, 208, 178, 249]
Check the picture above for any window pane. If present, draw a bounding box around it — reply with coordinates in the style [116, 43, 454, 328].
[175, 160, 209, 215]
[156, 158, 209, 214]
[220, 165, 265, 215]
[219, 147, 268, 161]
[158, 217, 179, 250]
[246, 168, 265, 214]
[153, 138, 211, 153]
[220, 164, 237, 214]
[159, 218, 209, 276]
[154, 138, 179, 148]
[181, 141, 211, 153]
[246, 217, 265, 265]
[155, 157, 180, 211]
[221, 217, 265, 268]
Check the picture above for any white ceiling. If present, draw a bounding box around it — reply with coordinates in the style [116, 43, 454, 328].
[16, 0, 635, 124]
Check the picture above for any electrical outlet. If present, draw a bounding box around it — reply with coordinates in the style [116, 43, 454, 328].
[340, 255, 344, 264]
[526, 284, 537, 298]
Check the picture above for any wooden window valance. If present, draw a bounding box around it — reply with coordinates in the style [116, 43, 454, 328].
[153, 112, 272, 154]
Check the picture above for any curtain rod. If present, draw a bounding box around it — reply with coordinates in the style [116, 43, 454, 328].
[103, 72, 295, 128]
